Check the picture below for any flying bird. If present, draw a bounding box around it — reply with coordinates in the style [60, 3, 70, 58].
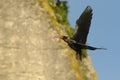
[54, 6, 106, 61]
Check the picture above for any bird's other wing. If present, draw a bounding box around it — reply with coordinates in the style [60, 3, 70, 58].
[71, 6, 93, 44]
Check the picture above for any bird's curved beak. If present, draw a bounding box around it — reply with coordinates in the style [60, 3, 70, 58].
[53, 36, 63, 39]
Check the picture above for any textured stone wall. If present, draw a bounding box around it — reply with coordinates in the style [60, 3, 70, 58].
[0, 0, 97, 80]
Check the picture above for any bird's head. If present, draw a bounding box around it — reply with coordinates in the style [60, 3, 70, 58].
[53, 35, 68, 40]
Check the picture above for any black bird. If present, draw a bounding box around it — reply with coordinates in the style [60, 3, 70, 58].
[54, 6, 106, 61]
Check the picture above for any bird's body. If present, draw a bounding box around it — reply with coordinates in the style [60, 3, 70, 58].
[62, 36, 105, 60]
[54, 6, 106, 61]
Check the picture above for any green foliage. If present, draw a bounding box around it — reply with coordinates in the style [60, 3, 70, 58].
[65, 25, 74, 37]
[50, 1, 69, 25]
[49, 1, 74, 37]
[82, 49, 88, 58]
[55, 2, 69, 25]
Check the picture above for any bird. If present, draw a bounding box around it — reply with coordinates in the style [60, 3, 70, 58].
[54, 6, 106, 61]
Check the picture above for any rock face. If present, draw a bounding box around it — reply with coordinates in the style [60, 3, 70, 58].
[0, 0, 97, 80]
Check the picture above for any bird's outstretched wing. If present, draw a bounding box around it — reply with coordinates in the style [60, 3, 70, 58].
[71, 6, 93, 44]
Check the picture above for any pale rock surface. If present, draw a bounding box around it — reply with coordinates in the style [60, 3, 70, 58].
[0, 0, 97, 80]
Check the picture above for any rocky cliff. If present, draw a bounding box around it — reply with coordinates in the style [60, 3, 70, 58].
[0, 0, 97, 80]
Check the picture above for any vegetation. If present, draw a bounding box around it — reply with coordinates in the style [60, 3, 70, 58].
[39, 0, 74, 36]
[38, 1, 97, 80]
[49, 0, 74, 37]
[51, 2, 69, 25]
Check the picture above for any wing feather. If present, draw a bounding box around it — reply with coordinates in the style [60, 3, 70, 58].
[71, 6, 93, 44]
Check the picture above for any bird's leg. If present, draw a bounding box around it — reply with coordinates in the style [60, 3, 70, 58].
[76, 53, 80, 60]
[76, 52, 82, 61]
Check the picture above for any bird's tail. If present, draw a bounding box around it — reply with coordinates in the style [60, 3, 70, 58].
[87, 45, 107, 50]
[95, 48, 107, 50]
